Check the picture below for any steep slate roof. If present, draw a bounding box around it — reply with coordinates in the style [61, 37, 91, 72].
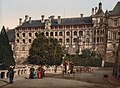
[19, 20, 45, 27]
[109, 2, 120, 16]
[7, 29, 15, 42]
[60, 17, 92, 25]
[95, 9, 104, 16]
[17, 16, 92, 28]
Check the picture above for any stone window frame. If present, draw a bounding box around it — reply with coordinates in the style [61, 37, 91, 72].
[74, 31, 77, 36]
[22, 33, 25, 37]
[79, 31, 83, 36]
[35, 32, 38, 37]
[73, 38, 77, 43]
[55, 32, 58, 36]
[59, 38, 62, 43]
[66, 31, 70, 36]
[50, 32, 53, 36]
[17, 39, 19, 43]
[23, 39, 25, 43]
[66, 38, 70, 43]
[59, 31, 63, 36]
[17, 33, 19, 37]
[29, 33, 32, 37]
[41, 32, 44, 36]
[29, 39, 31, 43]
[46, 32, 49, 36]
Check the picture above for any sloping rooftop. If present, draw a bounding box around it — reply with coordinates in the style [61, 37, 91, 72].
[95, 9, 104, 16]
[17, 16, 92, 28]
[109, 1, 120, 16]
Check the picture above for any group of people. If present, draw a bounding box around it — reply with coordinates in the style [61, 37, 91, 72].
[62, 61, 74, 75]
[29, 66, 45, 79]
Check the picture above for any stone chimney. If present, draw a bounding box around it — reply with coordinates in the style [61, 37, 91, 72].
[80, 14, 83, 17]
[92, 8, 94, 15]
[29, 17, 31, 23]
[58, 16, 61, 24]
[19, 18, 22, 25]
[95, 7, 97, 14]
[41, 15, 45, 23]
[99, 2, 102, 10]
[24, 15, 28, 22]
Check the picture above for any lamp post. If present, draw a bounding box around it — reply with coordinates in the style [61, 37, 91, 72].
[113, 31, 120, 79]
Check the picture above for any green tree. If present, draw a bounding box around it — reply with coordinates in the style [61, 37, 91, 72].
[27, 33, 63, 66]
[0, 26, 15, 70]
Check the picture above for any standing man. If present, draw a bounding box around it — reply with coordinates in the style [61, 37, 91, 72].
[8, 66, 14, 83]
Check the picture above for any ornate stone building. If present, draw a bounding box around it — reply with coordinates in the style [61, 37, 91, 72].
[6, 2, 120, 65]
[14, 15, 93, 64]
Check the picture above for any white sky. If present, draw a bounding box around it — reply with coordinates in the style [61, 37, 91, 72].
[0, 0, 119, 29]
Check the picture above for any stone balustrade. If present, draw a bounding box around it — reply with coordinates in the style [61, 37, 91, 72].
[0, 65, 63, 79]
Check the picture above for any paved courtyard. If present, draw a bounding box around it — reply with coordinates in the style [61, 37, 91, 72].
[0, 67, 120, 88]
[0, 78, 117, 88]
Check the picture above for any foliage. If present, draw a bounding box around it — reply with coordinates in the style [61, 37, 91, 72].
[0, 26, 15, 70]
[65, 49, 102, 67]
[27, 33, 64, 66]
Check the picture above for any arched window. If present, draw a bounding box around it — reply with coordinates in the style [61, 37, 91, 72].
[17, 33, 19, 37]
[46, 32, 49, 36]
[17, 39, 19, 43]
[35, 32, 38, 37]
[50, 32, 53, 36]
[66, 38, 70, 43]
[94, 38, 96, 42]
[59, 32, 62, 36]
[59, 38, 62, 43]
[55, 32, 58, 36]
[97, 37, 99, 42]
[29, 33, 32, 37]
[29, 39, 31, 43]
[23, 39, 25, 43]
[73, 38, 77, 43]
[79, 31, 83, 36]
[86, 31, 89, 35]
[74, 31, 77, 36]
[66, 31, 70, 36]
[22, 33, 25, 37]
[41, 32, 44, 36]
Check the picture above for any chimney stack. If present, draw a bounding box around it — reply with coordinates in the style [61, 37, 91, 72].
[95, 7, 97, 14]
[80, 14, 83, 17]
[92, 8, 94, 15]
[24, 15, 28, 22]
[41, 15, 45, 23]
[99, 2, 102, 10]
[19, 18, 22, 25]
[58, 16, 61, 24]
[29, 17, 31, 23]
